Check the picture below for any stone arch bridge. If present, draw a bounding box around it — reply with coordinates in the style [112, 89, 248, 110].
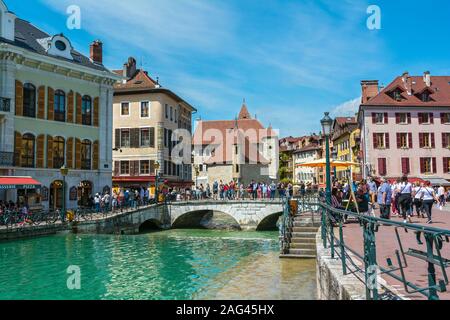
[76, 200, 285, 235]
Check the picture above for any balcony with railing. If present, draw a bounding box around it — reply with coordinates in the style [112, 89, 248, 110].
[0, 97, 11, 113]
[0, 152, 15, 166]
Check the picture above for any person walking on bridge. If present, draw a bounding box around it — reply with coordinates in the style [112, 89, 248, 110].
[396, 176, 413, 224]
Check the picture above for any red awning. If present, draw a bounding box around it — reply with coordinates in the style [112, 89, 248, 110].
[0, 177, 42, 190]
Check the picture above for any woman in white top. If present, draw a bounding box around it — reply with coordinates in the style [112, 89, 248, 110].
[420, 181, 439, 224]
[412, 182, 426, 219]
[396, 176, 413, 223]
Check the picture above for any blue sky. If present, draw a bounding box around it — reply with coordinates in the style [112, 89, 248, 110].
[6, 0, 450, 136]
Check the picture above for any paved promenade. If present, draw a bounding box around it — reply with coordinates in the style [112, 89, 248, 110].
[342, 205, 450, 300]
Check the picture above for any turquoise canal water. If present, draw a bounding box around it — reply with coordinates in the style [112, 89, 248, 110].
[0, 230, 316, 300]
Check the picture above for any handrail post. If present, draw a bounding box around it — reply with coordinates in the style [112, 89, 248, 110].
[425, 233, 439, 300]
[330, 215, 335, 259]
[322, 207, 327, 249]
[363, 220, 379, 300]
[339, 222, 347, 275]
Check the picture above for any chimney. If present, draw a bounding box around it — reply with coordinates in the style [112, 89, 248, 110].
[424, 71, 431, 87]
[90, 40, 103, 64]
[361, 80, 379, 103]
[402, 71, 409, 84]
[122, 57, 137, 80]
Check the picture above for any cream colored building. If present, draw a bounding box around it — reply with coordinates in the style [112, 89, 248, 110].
[192, 103, 279, 186]
[112, 57, 196, 191]
[0, 0, 119, 209]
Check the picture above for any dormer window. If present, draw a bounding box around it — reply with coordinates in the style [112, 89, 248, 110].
[422, 92, 430, 102]
[55, 40, 67, 51]
[393, 90, 402, 101]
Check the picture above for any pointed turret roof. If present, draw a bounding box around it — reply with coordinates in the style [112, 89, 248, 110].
[238, 99, 252, 120]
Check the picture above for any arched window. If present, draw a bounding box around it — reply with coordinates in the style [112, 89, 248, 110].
[23, 84, 36, 118]
[54, 90, 66, 122]
[81, 140, 92, 170]
[82, 96, 92, 125]
[21, 133, 35, 168]
[53, 136, 65, 169]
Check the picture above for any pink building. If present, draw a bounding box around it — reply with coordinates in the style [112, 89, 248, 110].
[359, 72, 450, 185]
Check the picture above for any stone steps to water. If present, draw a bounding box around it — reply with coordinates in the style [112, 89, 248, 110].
[280, 211, 320, 259]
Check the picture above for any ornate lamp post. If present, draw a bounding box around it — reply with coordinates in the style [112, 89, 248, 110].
[194, 165, 200, 187]
[60, 165, 69, 220]
[321, 112, 333, 205]
[154, 161, 160, 203]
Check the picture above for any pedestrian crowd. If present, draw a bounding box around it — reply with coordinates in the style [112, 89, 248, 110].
[329, 175, 446, 224]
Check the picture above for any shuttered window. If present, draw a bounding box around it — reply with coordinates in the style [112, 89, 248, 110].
[81, 140, 91, 170]
[443, 158, 450, 174]
[66, 138, 74, 169]
[47, 135, 54, 168]
[47, 87, 54, 121]
[401, 158, 410, 175]
[15, 80, 23, 116]
[53, 137, 65, 169]
[54, 90, 66, 122]
[442, 133, 450, 149]
[75, 138, 82, 169]
[36, 135, 45, 168]
[92, 141, 99, 170]
[378, 158, 387, 176]
[80, 96, 92, 126]
[420, 157, 436, 174]
[37, 86, 46, 119]
[67, 91, 74, 123]
[76, 93, 82, 124]
[23, 84, 36, 118]
[21, 133, 35, 168]
[93, 97, 99, 127]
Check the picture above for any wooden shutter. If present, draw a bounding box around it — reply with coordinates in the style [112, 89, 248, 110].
[396, 133, 401, 149]
[131, 128, 140, 148]
[47, 87, 54, 121]
[66, 138, 74, 169]
[408, 133, 413, 148]
[15, 80, 23, 116]
[372, 113, 376, 124]
[444, 158, 449, 173]
[36, 134, 45, 168]
[430, 113, 434, 124]
[373, 133, 378, 149]
[443, 133, 448, 148]
[378, 158, 386, 176]
[93, 97, 99, 127]
[47, 135, 54, 168]
[93, 140, 99, 170]
[419, 133, 424, 148]
[418, 113, 423, 124]
[384, 113, 388, 124]
[420, 158, 425, 174]
[76, 93, 82, 125]
[407, 113, 411, 124]
[431, 133, 435, 148]
[75, 138, 82, 169]
[395, 113, 400, 124]
[150, 127, 155, 148]
[114, 161, 120, 176]
[385, 133, 390, 149]
[37, 86, 46, 119]
[432, 158, 437, 174]
[14, 131, 22, 166]
[67, 91, 74, 123]
[115, 129, 121, 149]
[401, 158, 410, 175]
[441, 113, 445, 124]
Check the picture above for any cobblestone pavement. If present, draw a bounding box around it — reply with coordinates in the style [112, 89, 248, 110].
[342, 204, 450, 300]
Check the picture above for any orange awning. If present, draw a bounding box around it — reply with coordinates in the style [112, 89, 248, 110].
[0, 177, 42, 190]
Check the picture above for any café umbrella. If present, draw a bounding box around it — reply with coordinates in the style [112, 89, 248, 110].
[296, 159, 359, 169]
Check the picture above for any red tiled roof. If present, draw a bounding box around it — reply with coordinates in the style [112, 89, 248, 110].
[362, 75, 450, 107]
[114, 69, 158, 90]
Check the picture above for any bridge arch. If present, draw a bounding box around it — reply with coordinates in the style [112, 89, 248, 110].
[138, 219, 164, 233]
[172, 209, 241, 230]
[256, 211, 283, 231]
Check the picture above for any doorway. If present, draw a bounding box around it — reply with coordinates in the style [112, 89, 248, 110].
[50, 180, 64, 210]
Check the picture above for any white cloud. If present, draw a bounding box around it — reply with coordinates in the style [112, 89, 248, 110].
[331, 97, 361, 117]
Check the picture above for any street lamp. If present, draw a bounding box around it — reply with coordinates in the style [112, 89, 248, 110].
[60, 165, 69, 221]
[154, 161, 160, 203]
[321, 112, 333, 205]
